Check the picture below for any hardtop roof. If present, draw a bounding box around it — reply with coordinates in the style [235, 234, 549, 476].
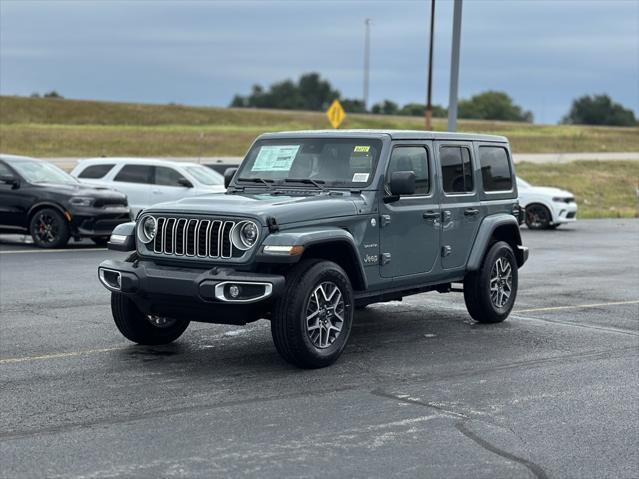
[257, 129, 508, 143]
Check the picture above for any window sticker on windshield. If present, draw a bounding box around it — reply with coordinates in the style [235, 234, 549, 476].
[251, 145, 300, 172]
[354, 145, 370, 153]
[352, 173, 369, 183]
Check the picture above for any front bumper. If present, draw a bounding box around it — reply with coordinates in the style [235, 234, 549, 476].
[551, 202, 578, 224]
[98, 259, 285, 323]
[70, 206, 131, 237]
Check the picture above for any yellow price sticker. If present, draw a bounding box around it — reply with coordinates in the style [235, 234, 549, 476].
[354, 145, 370, 153]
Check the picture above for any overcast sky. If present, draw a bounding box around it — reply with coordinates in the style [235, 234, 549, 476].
[1, 0, 637, 123]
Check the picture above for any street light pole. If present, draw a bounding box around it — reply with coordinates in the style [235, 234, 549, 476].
[425, 0, 435, 130]
[363, 18, 371, 112]
[447, 0, 463, 132]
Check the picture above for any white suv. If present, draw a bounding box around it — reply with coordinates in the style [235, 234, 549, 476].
[71, 158, 226, 216]
[517, 178, 577, 229]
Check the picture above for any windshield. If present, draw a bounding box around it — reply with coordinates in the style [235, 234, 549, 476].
[185, 165, 223, 186]
[517, 177, 531, 188]
[236, 138, 382, 187]
[12, 160, 77, 185]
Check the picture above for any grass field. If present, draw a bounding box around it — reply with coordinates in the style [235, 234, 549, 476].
[517, 161, 638, 219]
[1, 96, 636, 218]
[2, 96, 638, 157]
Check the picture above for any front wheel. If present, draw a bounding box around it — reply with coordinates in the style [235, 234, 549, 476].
[463, 241, 518, 323]
[271, 259, 354, 368]
[29, 208, 70, 248]
[111, 293, 190, 345]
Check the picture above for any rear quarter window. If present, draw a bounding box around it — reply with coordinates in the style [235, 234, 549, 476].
[78, 164, 115, 179]
[478, 146, 513, 192]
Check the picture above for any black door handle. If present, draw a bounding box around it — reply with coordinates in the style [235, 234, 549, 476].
[464, 208, 479, 216]
[423, 211, 440, 219]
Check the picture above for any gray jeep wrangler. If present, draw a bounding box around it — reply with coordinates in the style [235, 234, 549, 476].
[99, 130, 528, 368]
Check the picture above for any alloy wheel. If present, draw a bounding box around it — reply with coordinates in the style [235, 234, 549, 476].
[35, 212, 59, 244]
[305, 281, 345, 349]
[490, 257, 513, 308]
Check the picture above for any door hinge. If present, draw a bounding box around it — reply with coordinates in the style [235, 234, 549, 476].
[380, 214, 391, 227]
[441, 245, 452, 257]
[380, 252, 392, 265]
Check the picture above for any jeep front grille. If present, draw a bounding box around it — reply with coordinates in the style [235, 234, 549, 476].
[151, 217, 240, 259]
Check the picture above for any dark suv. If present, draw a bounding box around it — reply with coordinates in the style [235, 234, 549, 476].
[0, 155, 131, 248]
[99, 130, 528, 368]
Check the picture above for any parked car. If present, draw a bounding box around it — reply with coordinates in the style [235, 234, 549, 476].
[71, 158, 226, 216]
[517, 177, 577, 229]
[204, 162, 240, 176]
[98, 130, 528, 368]
[0, 154, 130, 248]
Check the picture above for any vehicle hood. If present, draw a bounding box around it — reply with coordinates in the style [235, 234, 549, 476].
[35, 182, 127, 200]
[147, 192, 361, 225]
[520, 186, 573, 198]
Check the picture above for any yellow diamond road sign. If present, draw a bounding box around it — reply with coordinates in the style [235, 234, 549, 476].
[326, 99, 346, 129]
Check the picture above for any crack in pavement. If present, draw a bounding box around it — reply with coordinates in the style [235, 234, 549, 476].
[371, 389, 548, 479]
[455, 421, 549, 479]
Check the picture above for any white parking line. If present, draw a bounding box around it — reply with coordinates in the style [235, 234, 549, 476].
[0, 248, 105, 254]
[516, 300, 639, 313]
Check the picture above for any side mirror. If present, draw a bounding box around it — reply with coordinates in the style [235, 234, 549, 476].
[0, 173, 19, 188]
[388, 171, 416, 199]
[224, 167, 238, 189]
[177, 177, 193, 188]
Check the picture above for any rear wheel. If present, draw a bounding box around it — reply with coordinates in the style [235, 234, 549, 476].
[111, 293, 190, 345]
[29, 208, 70, 248]
[271, 260, 354, 368]
[525, 204, 552, 230]
[464, 241, 518, 323]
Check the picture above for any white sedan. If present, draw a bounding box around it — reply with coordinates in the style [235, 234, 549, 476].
[517, 177, 577, 229]
[71, 158, 226, 216]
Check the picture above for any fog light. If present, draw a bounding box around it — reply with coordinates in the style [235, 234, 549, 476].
[228, 284, 241, 298]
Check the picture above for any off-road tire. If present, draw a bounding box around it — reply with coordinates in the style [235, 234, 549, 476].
[271, 259, 354, 368]
[111, 293, 190, 345]
[29, 208, 70, 248]
[463, 241, 518, 324]
[525, 204, 552, 230]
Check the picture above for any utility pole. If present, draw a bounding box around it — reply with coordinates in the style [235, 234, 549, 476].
[447, 0, 463, 132]
[425, 0, 436, 130]
[363, 18, 371, 111]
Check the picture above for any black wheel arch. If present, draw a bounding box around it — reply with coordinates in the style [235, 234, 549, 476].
[298, 240, 367, 291]
[467, 215, 526, 270]
[27, 202, 69, 224]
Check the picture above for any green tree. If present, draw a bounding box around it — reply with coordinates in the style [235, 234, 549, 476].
[230, 73, 339, 111]
[561, 94, 636, 126]
[458, 91, 532, 122]
[398, 102, 447, 117]
[43, 90, 63, 99]
[341, 98, 366, 113]
[371, 100, 399, 115]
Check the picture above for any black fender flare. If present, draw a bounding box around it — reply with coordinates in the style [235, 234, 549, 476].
[467, 214, 527, 270]
[27, 201, 68, 222]
[258, 227, 368, 290]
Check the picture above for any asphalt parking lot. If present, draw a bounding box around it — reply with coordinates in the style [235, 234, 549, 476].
[1, 219, 637, 479]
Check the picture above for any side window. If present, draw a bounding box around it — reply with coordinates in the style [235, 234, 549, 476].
[78, 164, 114, 179]
[479, 146, 513, 191]
[154, 167, 185, 187]
[440, 146, 473, 194]
[387, 146, 430, 195]
[113, 165, 154, 184]
[0, 161, 12, 176]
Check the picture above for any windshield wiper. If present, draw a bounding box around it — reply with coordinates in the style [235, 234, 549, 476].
[237, 177, 275, 189]
[284, 178, 326, 190]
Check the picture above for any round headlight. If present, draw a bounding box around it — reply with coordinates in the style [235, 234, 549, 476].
[231, 220, 259, 250]
[138, 216, 157, 243]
